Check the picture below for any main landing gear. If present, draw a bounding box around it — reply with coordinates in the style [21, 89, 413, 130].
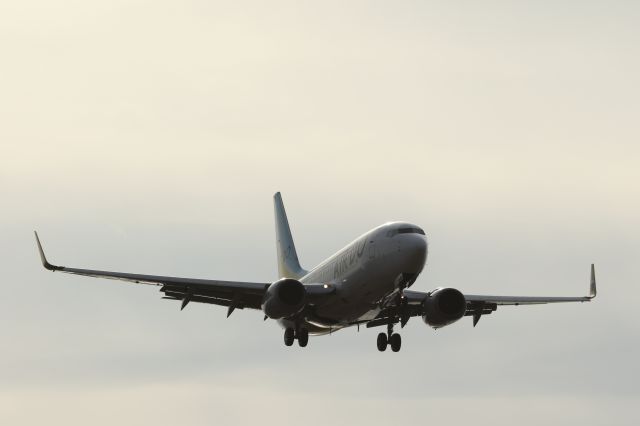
[284, 327, 309, 348]
[377, 323, 402, 352]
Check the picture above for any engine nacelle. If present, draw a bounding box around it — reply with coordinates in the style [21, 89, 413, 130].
[422, 287, 466, 328]
[261, 278, 306, 319]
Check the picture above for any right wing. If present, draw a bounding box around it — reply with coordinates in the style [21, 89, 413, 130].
[35, 232, 270, 313]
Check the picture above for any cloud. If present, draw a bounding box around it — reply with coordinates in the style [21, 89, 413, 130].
[1, 1, 639, 425]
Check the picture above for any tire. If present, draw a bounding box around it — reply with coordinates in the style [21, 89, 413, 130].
[298, 328, 309, 347]
[376, 332, 388, 352]
[284, 328, 295, 346]
[390, 333, 401, 352]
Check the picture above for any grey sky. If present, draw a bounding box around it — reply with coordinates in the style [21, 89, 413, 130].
[1, 1, 639, 425]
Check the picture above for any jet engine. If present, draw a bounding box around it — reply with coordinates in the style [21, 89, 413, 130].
[262, 278, 306, 319]
[422, 287, 466, 328]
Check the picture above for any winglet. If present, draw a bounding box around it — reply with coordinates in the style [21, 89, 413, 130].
[589, 263, 597, 299]
[34, 231, 61, 271]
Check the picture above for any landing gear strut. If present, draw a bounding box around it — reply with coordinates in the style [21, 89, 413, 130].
[284, 326, 309, 348]
[377, 323, 402, 352]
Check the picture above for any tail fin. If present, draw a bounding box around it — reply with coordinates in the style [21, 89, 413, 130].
[274, 192, 307, 279]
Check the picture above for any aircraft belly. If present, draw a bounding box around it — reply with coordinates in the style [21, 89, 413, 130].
[295, 236, 427, 333]
[311, 265, 396, 325]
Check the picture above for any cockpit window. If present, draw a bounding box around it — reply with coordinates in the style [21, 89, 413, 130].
[387, 227, 425, 237]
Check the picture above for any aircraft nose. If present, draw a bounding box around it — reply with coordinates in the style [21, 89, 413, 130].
[401, 234, 428, 272]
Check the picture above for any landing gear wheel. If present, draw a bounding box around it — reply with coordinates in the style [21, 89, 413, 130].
[297, 328, 309, 347]
[284, 327, 295, 346]
[390, 333, 402, 352]
[376, 332, 388, 352]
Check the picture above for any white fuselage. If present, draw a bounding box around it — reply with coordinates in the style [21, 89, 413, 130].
[280, 222, 428, 334]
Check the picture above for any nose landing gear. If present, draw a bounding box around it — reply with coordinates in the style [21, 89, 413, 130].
[297, 327, 309, 347]
[377, 323, 402, 352]
[283, 326, 309, 348]
[284, 327, 295, 346]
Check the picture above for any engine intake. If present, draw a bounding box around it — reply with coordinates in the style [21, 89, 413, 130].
[262, 278, 306, 319]
[422, 287, 466, 328]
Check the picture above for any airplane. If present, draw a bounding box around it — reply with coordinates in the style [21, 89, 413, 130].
[35, 192, 597, 352]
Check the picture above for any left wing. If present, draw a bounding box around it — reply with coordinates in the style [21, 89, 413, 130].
[370, 265, 597, 328]
[463, 264, 596, 306]
[35, 232, 270, 314]
[460, 265, 596, 326]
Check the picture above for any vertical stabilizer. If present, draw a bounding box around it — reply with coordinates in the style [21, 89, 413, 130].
[274, 192, 307, 279]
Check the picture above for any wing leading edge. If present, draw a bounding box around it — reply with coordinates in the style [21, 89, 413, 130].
[35, 231, 270, 312]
